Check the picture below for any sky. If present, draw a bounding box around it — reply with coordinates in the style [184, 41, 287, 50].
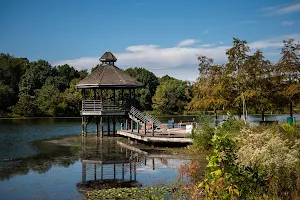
[1, 0, 300, 81]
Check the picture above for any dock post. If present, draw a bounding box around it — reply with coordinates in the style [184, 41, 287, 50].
[100, 117, 103, 138]
[130, 161, 132, 181]
[131, 119, 133, 132]
[113, 116, 116, 137]
[94, 164, 97, 180]
[134, 157, 137, 181]
[122, 163, 125, 180]
[152, 122, 154, 136]
[126, 119, 128, 130]
[152, 158, 155, 170]
[108, 116, 110, 136]
[144, 121, 147, 135]
[137, 121, 139, 133]
[113, 163, 116, 179]
[82, 116, 87, 137]
[81, 116, 84, 136]
[101, 164, 103, 180]
[96, 116, 99, 137]
[121, 123, 123, 130]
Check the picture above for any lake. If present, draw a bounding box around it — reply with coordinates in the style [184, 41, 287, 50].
[0, 118, 190, 200]
[0, 114, 299, 200]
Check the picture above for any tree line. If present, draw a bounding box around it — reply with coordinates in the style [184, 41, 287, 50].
[0, 54, 190, 117]
[0, 38, 299, 118]
[187, 38, 300, 121]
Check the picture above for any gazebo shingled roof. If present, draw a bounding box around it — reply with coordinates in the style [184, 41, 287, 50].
[76, 51, 143, 89]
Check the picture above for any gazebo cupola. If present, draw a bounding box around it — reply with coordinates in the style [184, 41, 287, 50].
[99, 51, 117, 65]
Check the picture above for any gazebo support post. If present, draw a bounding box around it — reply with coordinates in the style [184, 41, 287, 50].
[100, 117, 103, 138]
[113, 116, 116, 137]
[96, 116, 99, 137]
[108, 116, 110, 136]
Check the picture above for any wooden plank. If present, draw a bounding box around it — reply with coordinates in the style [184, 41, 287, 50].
[117, 130, 193, 144]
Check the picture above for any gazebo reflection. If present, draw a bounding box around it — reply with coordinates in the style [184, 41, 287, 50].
[77, 138, 143, 192]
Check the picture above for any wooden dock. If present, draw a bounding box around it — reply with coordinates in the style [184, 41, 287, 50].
[117, 129, 193, 145]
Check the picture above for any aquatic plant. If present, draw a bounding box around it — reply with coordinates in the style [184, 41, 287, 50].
[87, 187, 173, 200]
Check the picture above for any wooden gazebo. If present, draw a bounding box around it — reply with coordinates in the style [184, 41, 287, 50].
[76, 51, 143, 137]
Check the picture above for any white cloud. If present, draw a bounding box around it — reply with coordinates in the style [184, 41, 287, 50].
[262, 2, 300, 15]
[249, 34, 300, 49]
[282, 20, 295, 26]
[52, 34, 300, 81]
[199, 44, 215, 48]
[177, 39, 197, 47]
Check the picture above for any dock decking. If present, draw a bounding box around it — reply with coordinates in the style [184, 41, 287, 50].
[117, 129, 193, 144]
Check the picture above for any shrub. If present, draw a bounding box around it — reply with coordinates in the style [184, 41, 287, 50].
[191, 115, 214, 150]
[237, 127, 300, 199]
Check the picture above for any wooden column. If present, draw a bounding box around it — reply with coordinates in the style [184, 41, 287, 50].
[94, 164, 97, 180]
[152, 158, 155, 170]
[126, 119, 128, 130]
[137, 121, 139, 133]
[152, 122, 154, 136]
[144, 121, 147, 135]
[82, 116, 85, 136]
[134, 157, 137, 181]
[108, 116, 110, 136]
[130, 161, 132, 181]
[113, 116, 116, 137]
[131, 119, 133, 132]
[101, 164, 103, 180]
[100, 117, 103, 138]
[122, 163, 125, 180]
[96, 117, 99, 137]
[82, 116, 87, 137]
[113, 164, 116, 179]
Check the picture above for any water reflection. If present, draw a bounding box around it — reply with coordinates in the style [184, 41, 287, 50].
[0, 135, 190, 199]
[0, 141, 81, 180]
[77, 138, 142, 192]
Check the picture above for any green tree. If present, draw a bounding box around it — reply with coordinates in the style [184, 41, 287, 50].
[242, 50, 274, 120]
[0, 81, 14, 114]
[276, 39, 300, 117]
[36, 83, 60, 116]
[12, 93, 40, 116]
[19, 60, 52, 95]
[125, 67, 159, 110]
[225, 38, 250, 117]
[58, 78, 82, 116]
[0, 54, 28, 111]
[152, 79, 191, 114]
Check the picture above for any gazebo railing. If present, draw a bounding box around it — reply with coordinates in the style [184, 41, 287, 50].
[82, 100, 103, 112]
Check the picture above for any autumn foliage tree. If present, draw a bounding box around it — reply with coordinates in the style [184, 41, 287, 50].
[187, 56, 228, 123]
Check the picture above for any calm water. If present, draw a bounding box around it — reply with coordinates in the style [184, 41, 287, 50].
[0, 114, 299, 200]
[0, 118, 189, 200]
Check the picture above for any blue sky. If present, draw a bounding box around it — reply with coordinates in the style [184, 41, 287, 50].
[1, 0, 300, 81]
